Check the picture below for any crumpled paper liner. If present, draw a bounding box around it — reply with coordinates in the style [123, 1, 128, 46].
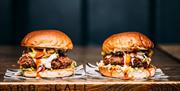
[85, 63, 169, 80]
[4, 64, 85, 81]
[4, 63, 168, 81]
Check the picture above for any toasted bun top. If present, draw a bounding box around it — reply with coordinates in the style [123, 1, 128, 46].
[21, 30, 73, 50]
[102, 32, 154, 53]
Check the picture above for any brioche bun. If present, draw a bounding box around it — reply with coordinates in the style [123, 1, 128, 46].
[98, 65, 124, 78]
[102, 32, 154, 53]
[21, 30, 73, 50]
[98, 62, 155, 79]
[23, 67, 75, 78]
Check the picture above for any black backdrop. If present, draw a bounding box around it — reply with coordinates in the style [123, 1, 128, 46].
[0, 0, 180, 46]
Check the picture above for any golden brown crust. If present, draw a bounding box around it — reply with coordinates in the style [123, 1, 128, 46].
[102, 32, 154, 53]
[23, 67, 75, 78]
[21, 30, 73, 50]
[98, 65, 155, 79]
[98, 66, 124, 78]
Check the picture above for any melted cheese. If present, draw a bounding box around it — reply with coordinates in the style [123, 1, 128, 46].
[126, 54, 131, 64]
[123, 52, 131, 66]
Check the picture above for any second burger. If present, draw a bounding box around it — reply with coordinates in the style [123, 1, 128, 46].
[98, 32, 156, 79]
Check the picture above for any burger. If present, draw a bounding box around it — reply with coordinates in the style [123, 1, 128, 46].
[98, 32, 156, 79]
[17, 30, 76, 78]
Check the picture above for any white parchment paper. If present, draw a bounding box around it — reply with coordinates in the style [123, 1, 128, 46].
[4, 63, 168, 81]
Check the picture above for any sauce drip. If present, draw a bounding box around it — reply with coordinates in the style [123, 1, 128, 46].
[147, 69, 151, 77]
[34, 50, 45, 78]
[124, 70, 129, 79]
[36, 59, 41, 78]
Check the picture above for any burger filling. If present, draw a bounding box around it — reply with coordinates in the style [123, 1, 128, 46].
[18, 48, 76, 77]
[102, 49, 153, 68]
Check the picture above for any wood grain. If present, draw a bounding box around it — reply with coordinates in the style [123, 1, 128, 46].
[0, 83, 180, 91]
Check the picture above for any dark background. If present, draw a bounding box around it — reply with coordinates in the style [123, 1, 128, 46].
[0, 0, 180, 46]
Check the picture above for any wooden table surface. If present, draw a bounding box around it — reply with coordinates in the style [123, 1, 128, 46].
[0, 45, 180, 91]
[159, 44, 180, 60]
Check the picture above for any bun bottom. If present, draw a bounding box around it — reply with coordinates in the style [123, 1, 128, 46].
[23, 67, 75, 78]
[98, 61, 155, 79]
